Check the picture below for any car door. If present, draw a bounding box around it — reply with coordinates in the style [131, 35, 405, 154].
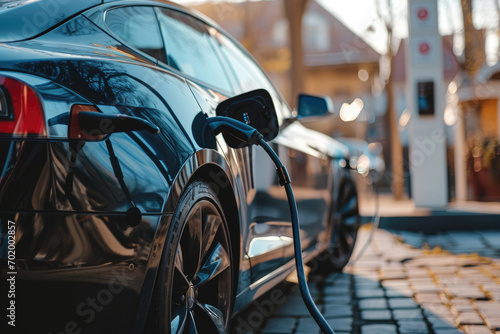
[152, 6, 297, 283]
[209, 31, 334, 271]
[152, 6, 332, 283]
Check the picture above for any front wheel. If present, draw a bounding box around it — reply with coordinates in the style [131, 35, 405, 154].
[148, 180, 233, 334]
[316, 177, 360, 272]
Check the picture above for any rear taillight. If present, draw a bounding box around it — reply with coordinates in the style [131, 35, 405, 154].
[0, 76, 46, 137]
[0, 85, 9, 118]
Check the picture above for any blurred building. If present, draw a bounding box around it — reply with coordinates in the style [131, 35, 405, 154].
[447, 39, 500, 202]
[192, 0, 381, 140]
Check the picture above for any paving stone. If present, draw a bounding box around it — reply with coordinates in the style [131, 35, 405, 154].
[409, 277, 436, 284]
[415, 292, 443, 304]
[450, 298, 476, 314]
[273, 302, 311, 317]
[388, 297, 419, 309]
[385, 288, 414, 298]
[421, 303, 454, 317]
[432, 268, 459, 276]
[358, 298, 388, 310]
[261, 318, 296, 333]
[324, 273, 350, 284]
[354, 276, 379, 285]
[482, 284, 500, 292]
[382, 279, 411, 288]
[354, 280, 380, 289]
[397, 320, 429, 333]
[427, 315, 457, 329]
[322, 306, 353, 318]
[381, 272, 407, 280]
[361, 309, 392, 320]
[356, 288, 385, 298]
[361, 324, 398, 334]
[324, 285, 350, 296]
[324, 317, 352, 332]
[484, 317, 500, 331]
[434, 330, 466, 334]
[446, 286, 486, 299]
[413, 284, 443, 293]
[462, 325, 494, 334]
[455, 311, 484, 326]
[405, 268, 431, 278]
[323, 294, 351, 305]
[475, 301, 500, 319]
[392, 308, 424, 320]
[491, 293, 500, 302]
[232, 229, 500, 333]
[295, 318, 320, 334]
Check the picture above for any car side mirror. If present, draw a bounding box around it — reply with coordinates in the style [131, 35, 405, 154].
[216, 89, 279, 148]
[297, 94, 333, 118]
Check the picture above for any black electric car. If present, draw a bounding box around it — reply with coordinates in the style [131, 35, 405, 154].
[0, 1, 360, 333]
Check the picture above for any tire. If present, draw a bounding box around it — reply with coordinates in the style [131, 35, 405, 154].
[147, 180, 233, 334]
[316, 177, 360, 272]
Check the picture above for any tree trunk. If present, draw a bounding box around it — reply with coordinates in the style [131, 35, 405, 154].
[461, 0, 485, 77]
[284, 0, 308, 109]
[386, 29, 404, 200]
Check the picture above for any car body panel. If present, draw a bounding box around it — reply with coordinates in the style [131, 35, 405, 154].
[0, 0, 102, 43]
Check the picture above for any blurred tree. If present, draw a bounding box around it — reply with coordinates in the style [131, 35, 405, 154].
[377, 0, 404, 200]
[284, 0, 308, 109]
[461, 0, 485, 77]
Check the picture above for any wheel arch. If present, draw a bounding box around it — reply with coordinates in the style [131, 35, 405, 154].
[136, 149, 243, 333]
[164, 149, 242, 273]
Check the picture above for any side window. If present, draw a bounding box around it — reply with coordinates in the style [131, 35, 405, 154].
[216, 33, 273, 93]
[105, 6, 167, 64]
[156, 9, 232, 92]
[215, 32, 291, 121]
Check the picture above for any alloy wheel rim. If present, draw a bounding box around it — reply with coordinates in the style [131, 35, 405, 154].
[170, 201, 232, 334]
[332, 180, 359, 265]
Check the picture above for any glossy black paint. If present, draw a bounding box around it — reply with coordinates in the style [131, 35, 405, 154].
[0, 1, 355, 333]
[0, 0, 102, 42]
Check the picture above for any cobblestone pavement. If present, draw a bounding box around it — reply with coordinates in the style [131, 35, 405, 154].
[231, 227, 500, 334]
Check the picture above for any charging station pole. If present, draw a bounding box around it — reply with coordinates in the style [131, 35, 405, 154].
[406, 0, 448, 208]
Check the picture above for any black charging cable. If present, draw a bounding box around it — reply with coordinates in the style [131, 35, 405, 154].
[205, 116, 334, 333]
[258, 138, 335, 334]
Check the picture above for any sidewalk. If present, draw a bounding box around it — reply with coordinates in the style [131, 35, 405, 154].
[231, 227, 500, 334]
[359, 193, 500, 218]
[359, 193, 500, 233]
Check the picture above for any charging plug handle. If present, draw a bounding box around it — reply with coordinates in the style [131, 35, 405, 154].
[206, 116, 263, 147]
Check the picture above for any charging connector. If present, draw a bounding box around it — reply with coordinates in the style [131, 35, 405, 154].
[206, 115, 335, 334]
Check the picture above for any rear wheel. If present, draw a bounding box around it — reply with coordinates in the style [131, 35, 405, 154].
[316, 177, 360, 272]
[148, 180, 233, 334]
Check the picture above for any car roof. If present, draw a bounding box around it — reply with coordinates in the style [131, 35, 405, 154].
[100, 0, 224, 32]
[0, 0, 222, 43]
[0, 0, 103, 42]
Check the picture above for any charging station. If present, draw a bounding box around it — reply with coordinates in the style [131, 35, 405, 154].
[406, 0, 448, 208]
